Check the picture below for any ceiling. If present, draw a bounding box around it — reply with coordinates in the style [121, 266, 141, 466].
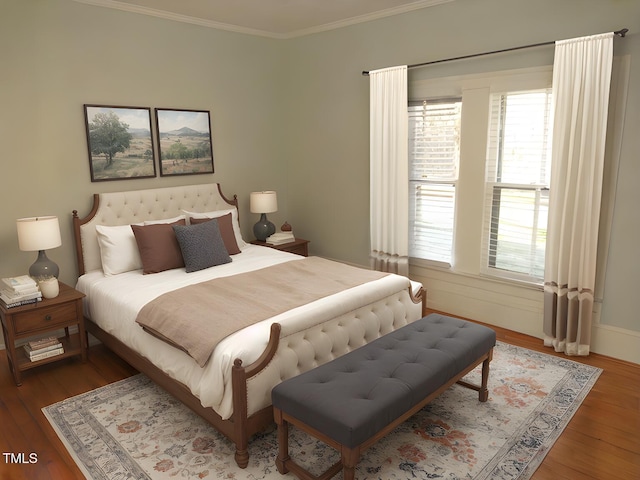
[73, 0, 453, 38]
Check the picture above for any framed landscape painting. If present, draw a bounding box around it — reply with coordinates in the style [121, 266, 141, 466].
[155, 108, 214, 176]
[84, 105, 156, 182]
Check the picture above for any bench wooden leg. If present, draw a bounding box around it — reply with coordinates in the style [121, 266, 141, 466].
[275, 407, 348, 480]
[341, 446, 360, 480]
[479, 349, 493, 402]
[274, 408, 290, 474]
[456, 348, 493, 402]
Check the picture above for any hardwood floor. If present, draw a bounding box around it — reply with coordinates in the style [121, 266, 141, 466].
[0, 323, 638, 480]
[0, 344, 137, 480]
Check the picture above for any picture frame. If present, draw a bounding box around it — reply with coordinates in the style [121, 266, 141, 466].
[155, 108, 214, 176]
[84, 105, 156, 182]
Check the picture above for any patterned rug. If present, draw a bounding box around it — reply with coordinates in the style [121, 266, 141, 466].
[43, 342, 601, 480]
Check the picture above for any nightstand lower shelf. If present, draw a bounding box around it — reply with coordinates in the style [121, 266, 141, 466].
[14, 332, 84, 372]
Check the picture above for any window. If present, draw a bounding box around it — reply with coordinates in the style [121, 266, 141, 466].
[409, 62, 622, 301]
[482, 90, 553, 282]
[409, 67, 555, 285]
[408, 98, 462, 264]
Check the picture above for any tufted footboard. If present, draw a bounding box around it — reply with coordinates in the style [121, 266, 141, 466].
[230, 284, 425, 467]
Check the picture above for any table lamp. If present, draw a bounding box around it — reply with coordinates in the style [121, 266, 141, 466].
[250, 191, 277, 241]
[16, 216, 62, 279]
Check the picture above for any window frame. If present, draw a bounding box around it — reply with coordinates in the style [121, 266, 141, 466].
[409, 66, 554, 286]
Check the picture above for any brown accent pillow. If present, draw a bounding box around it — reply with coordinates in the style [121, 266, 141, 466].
[189, 213, 241, 255]
[131, 219, 186, 274]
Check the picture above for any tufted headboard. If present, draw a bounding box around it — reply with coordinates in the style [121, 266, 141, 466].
[72, 183, 238, 276]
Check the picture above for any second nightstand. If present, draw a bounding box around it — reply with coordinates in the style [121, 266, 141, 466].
[251, 238, 310, 257]
[0, 282, 86, 386]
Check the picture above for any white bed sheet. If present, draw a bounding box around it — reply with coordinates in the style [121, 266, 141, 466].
[76, 245, 418, 419]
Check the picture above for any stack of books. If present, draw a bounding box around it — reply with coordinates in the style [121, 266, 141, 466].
[266, 231, 295, 245]
[1, 275, 42, 308]
[23, 336, 64, 362]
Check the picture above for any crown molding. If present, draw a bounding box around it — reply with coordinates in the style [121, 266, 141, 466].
[283, 0, 453, 39]
[71, 0, 454, 39]
[72, 0, 285, 38]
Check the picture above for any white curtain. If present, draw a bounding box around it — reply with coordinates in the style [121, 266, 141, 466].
[544, 33, 614, 356]
[369, 65, 409, 275]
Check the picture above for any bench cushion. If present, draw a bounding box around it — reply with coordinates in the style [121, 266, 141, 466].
[271, 313, 496, 448]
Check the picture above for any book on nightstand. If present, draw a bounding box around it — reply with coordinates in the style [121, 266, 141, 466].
[23, 336, 64, 361]
[27, 347, 65, 362]
[24, 341, 63, 356]
[0, 275, 42, 308]
[266, 232, 295, 245]
[27, 336, 60, 350]
[0, 290, 42, 308]
[2, 275, 38, 292]
[0, 295, 42, 308]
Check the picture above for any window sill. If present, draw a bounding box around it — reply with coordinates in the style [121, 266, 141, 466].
[409, 257, 543, 292]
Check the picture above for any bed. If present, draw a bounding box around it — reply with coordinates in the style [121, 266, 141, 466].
[71, 182, 425, 468]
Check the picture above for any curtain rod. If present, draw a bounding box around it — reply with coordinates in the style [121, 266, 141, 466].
[362, 28, 628, 76]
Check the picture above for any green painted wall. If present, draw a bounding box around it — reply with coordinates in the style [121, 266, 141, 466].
[1, 0, 638, 356]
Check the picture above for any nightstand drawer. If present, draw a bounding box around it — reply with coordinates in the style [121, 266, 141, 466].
[13, 303, 77, 335]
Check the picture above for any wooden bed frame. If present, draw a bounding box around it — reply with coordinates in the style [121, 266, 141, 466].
[71, 183, 426, 468]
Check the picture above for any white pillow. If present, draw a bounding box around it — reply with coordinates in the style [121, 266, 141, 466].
[144, 214, 186, 225]
[182, 208, 247, 248]
[95, 224, 142, 275]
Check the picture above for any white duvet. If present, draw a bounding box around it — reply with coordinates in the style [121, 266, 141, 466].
[76, 245, 418, 419]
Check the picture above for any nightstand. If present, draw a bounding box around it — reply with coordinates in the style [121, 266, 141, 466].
[251, 238, 310, 257]
[0, 282, 86, 386]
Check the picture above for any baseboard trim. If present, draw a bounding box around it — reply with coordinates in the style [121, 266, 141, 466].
[411, 265, 640, 365]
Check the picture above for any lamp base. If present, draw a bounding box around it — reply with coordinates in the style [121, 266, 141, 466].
[253, 213, 276, 242]
[29, 250, 59, 279]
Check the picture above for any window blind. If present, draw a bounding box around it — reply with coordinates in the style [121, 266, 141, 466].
[483, 90, 553, 282]
[409, 99, 462, 263]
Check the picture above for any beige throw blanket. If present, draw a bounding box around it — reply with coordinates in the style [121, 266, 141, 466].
[136, 257, 391, 367]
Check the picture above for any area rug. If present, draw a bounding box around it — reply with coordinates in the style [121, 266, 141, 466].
[43, 341, 601, 480]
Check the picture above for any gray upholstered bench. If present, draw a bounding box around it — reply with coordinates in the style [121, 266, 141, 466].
[272, 313, 496, 480]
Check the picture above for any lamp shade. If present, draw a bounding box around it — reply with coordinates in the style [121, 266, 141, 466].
[16, 216, 62, 252]
[250, 191, 278, 214]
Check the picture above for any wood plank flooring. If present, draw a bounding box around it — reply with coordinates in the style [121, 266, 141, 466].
[0, 321, 638, 480]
